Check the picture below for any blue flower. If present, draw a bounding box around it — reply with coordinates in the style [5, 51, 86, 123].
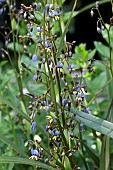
[70, 64, 74, 69]
[30, 122, 37, 131]
[62, 98, 68, 106]
[45, 4, 50, 14]
[40, 101, 46, 109]
[46, 125, 49, 132]
[52, 129, 60, 140]
[36, 27, 43, 35]
[82, 108, 90, 114]
[32, 54, 38, 62]
[66, 64, 75, 71]
[80, 123, 85, 132]
[57, 63, 63, 68]
[33, 75, 37, 81]
[45, 41, 52, 52]
[31, 149, 39, 156]
[29, 149, 40, 160]
[0, 0, 5, 2]
[46, 106, 50, 114]
[49, 10, 60, 20]
[37, 27, 42, 32]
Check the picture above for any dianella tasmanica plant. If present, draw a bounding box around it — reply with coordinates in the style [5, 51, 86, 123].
[1, 0, 113, 170]
[19, 1, 90, 169]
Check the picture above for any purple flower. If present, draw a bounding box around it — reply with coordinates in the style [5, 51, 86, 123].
[30, 122, 37, 131]
[32, 54, 38, 62]
[0, 0, 5, 2]
[31, 149, 39, 156]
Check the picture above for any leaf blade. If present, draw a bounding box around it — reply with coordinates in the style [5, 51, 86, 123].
[75, 110, 113, 139]
[0, 157, 56, 170]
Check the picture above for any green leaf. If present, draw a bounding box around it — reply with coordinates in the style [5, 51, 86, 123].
[87, 49, 96, 60]
[0, 61, 8, 67]
[7, 42, 24, 53]
[11, 18, 17, 31]
[82, 142, 99, 165]
[0, 96, 30, 122]
[102, 24, 113, 47]
[94, 41, 110, 59]
[18, 20, 27, 35]
[0, 157, 56, 170]
[100, 136, 110, 170]
[0, 134, 28, 158]
[75, 110, 113, 139]
[64, 156, 71, 170]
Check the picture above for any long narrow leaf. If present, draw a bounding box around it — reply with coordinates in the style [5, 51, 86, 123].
[100, 136, 110, 170]
[82, 142, 99, 165]
[0, 134, 28, 158]
[75, 110, 113, 139]
[0, 96, 30, 122]
[0, 156, 56, 170]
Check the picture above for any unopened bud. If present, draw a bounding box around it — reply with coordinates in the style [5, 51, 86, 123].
[97, 27, 101, 34]
[90, 10, 94, 17]
[96, 1, 99, 8]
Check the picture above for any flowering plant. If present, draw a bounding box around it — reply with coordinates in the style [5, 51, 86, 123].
[0, 0, 113, 170]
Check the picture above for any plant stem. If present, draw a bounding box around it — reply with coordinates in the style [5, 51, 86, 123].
[8, 0, 27, 111]
[107, 26, 113, 77]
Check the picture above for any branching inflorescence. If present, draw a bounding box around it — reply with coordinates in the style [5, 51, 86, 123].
[18, 2, 92, 169]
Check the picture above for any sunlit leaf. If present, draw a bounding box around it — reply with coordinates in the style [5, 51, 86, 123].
[7, 42, 24, 53]
[94, 41, 110, 59]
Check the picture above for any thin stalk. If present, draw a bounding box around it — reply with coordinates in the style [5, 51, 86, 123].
[87, 78, 113, 108]
[97, 9, 113, 77]
[79, 126, 89, 170]
[52, 50, 65, 127]
[107, 26, 113, 77]
[7, 0, 26, 110]
[42, 9, 75, 169]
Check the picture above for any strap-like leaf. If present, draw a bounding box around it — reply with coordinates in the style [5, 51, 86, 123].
[75, 110, 113, 139]
[0, 156, 56, 170]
